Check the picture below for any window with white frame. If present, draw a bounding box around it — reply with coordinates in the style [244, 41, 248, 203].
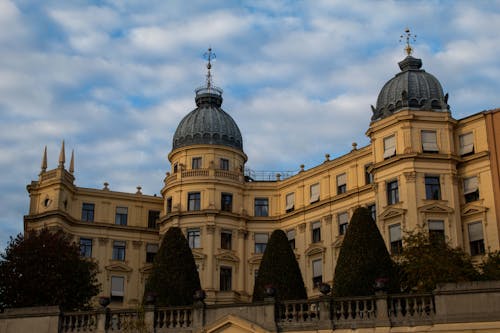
[310, 183, 320, 203]
[459, 132, 474, 156]
[187, 228, 201, 249]
[337, 173, 347, 194]
[464, 176, 479, 203]
[254, 233, 268, 253]
[287, 229, 295, 249]
[383, 135, 396, 159]
[312, 221, 321, 243]
[389, 224, 402, 255]
[468, 222, 485, 256]
[112, 241, 126, 261]
[110, 276, 124, 302]
[428, 220, 445, 242]
[338, 212, 349, 235]
[421, 130, 439, 153]
[312, 259, 322, 287]
[285, 193, 295, 213]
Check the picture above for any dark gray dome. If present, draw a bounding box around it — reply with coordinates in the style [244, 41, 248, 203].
[172, 87, 243, 151]
[371, 56, 449, 121]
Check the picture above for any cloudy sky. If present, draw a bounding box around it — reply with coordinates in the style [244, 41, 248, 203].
[1, 0, 499, 249]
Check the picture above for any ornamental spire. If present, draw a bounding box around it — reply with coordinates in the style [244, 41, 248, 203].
[69, 149, 75, 174]
[400, 28, 417, 56]
[58, 140, 65, 168]
[41, 146, 47, 173]
[203, 47, 216, 89]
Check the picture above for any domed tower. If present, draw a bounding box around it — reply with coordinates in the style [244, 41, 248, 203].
[160, 49, 248, 303]
[367, 29, 463, 251]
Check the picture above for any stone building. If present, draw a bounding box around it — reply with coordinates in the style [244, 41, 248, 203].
[24, 46, 500, 307]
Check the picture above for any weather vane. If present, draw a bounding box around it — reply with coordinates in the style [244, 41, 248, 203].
[400, 28, 417, 56]
[203, 47, 216, 89]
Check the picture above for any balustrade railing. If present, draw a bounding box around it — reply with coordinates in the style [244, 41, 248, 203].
[155, 306, 192, 331]
[60, 311, 98, 332]
[332, 296, 377, 323]
[276, 299, 320, 324]
[214, 170, 240, 181]
[181, 169, 209, 178]
[107, 309, 142, 331]
[388, 293, 434, 324]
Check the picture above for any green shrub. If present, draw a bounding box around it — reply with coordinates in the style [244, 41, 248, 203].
[144, 227, 201, 306]
[480, 251, 500, 280]
[252, 230, 307, 302]
[333, 207, 396, 296]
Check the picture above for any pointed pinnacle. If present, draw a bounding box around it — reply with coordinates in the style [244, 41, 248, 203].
[41, 146, 47, 172]
[58, 140, 66, 168]
[69, 149, 75, 174]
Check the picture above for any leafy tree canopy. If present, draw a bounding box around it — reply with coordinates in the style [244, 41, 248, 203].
[398, 229, 479, 292]
[0, 228, 100, 310]
[479, 251, 500, 281]
[252, 229, 307, 302]
[333, 207, 397, 297]
[144, 227, 201, 306]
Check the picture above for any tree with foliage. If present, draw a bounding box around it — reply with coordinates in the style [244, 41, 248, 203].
[143, 227, 201, 306]
[252, 229, 307, 302]
[479, 251, 500, 281]
[333, 207, 396, 297]
[0, 228, 100, 310]
[398, 229, 479, 292]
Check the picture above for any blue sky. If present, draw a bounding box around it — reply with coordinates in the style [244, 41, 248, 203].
[1, 0, 500, 250]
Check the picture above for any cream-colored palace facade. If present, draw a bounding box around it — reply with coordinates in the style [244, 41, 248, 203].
[24, 52, 500, 307]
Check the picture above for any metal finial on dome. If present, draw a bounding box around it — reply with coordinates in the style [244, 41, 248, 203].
[203, 47, 216, 89]
[400, 28, 417, 56]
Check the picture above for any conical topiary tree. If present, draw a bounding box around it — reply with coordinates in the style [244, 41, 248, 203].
[143, 227, 201, 306]
[252, 229, 307, 302]
[333, 207, 396, 297]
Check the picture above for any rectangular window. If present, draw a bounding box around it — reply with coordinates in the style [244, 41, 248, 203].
[428, 220, 445, 242]
[389, 224, 402, 255]
[338, 212, 349, 235]
[220, 266, 232, 291]
[365, 164, 374, 185]
[464, 176, 479, 203]
[368, 204, 376, 222]
[112, 241, 126, 261]
[287, 229, 295, 249]
[459, 132, 474, 156]
[188, 192, 201, 211]
[110, 276, 124, 302]
[221, 193, 233, 212]
[220, 158, 229, 170]
[115, 207, 128, 226]
[79, 238, 92, 258]
[337, 173, 347, 194]
[285, 193, 295, 213]
[422, 130, 439, 153]
[312, 259, 322, 287]
[148, 210, 160, 229]
[254, 198, 269, 217]
[166, 197, 172, 213]
[387, 180, 399, 205]
[221, 230, 232, 250]
[146, 243, 158, 263]
[310, 183, 320, 203]
[187, 228, 201, 249]
[425, 176, 441, 200]
[81, 203, 95, 222]
[312, 221, 321, 243]
[173, 163, 178, 173]
[254, 233, 268, 254]
[383, 135, 396, 159]
[468, 222, 485, 256]
[192, 157, 202, 169]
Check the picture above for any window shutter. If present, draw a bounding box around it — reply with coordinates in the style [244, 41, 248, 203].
[464, 177, 479, 194]
[312, 260, 322, 278]
[468, 222, 483, 242]
[383, 135, 396, 158]
[422, 131, 439, 152]
[116, 207, 128, 214]
[389, 224, 402, 241]
[285, 193, 295, 210]
[255, 233, 268, 243]
[287, 229, 295, 240]
[459, 133, 474, 155]
[111, 276, 124, 296]
[428, 220, 444, 230]
[337, 174, 346, 186]
[310, 183, 320, 202]
[338, 212, 348, 224]
[146, 244, 158, 253]
[312, 221, 321, 230]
